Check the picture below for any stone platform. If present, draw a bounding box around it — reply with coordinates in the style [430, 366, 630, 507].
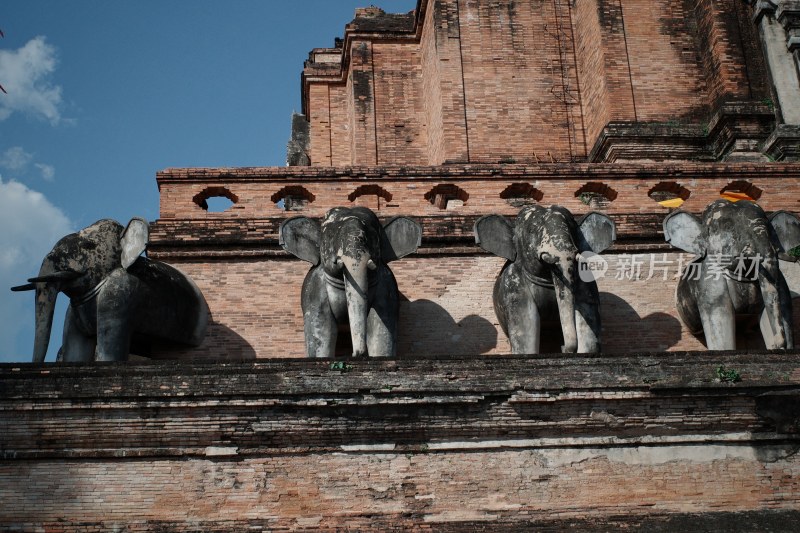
[1, 351, 799, 531]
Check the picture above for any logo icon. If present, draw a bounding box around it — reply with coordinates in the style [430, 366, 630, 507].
[578, 251, 608, 283]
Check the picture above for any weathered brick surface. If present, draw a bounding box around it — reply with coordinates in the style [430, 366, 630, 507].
[146, 250, 799, 360]
[156, 163, 800, 219]
[302, 0, 767, 165]
[150, 163, 800, 361]
[1, 355, 799, 530]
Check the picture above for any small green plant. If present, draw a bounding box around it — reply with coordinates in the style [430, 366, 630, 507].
[330, 361, 353, 372]
[716, 365, 741, 383]
[789, 245, 800, 259]
[579, 192, 594, 205]
[761, 97, 775, 111]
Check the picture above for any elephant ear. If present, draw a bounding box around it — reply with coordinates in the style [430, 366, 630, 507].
[382, 216, 422, 262]
[474, 215, 516, 261]
[121, 218, 149, 269]
[577, 212, 616, 254]
[279, 216, 321, 265]
[769, 211, 800, 254]
[663, 210, 704, 256]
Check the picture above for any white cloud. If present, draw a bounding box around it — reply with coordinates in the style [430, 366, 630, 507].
[35, 163, 55, 181]
[0, 146, 33, 170]
[0, 175, 73, 362]
[0, 146, 56, 182]
[0, 36, 63, 125]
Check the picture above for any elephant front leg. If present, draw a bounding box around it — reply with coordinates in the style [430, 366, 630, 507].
[760, 275, 794, 349]
[95, 270, 137, 362]
[696, 281, 736, 351]
[575, 281, 601, 353]
[303, 305, 337, 358]
[506, 300, 541, 355]
[496, 268, 541, 354]
[61, 306, 96, 362]
[366, 306, 396, 358]
[365, 267, 399, 358]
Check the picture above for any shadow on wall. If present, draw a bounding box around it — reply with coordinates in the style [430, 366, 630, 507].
[397, 298, 498, 357]
[600, 293, 684, 352]
[148, 321, 257, 361]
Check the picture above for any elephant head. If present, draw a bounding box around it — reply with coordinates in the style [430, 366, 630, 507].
[280, 207, 421, 358]
[12, 218, 208, 362]
[664, 200, 799, 350]
[475, 205, 616, 354]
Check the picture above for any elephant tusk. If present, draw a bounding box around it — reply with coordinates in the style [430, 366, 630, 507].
[367, 259, 377, 271]
[28, 271, 85, 283]
[10, 283, 36, 292]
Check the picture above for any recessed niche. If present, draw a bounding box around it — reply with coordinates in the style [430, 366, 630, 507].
[720, 181, 762, 202]
[193, 187, 239, 212]
[348, 185, 392, 210]
[500, 183, 543, 207]
[574, 182, 618, 210]
[424, 184, 468, 210]
[271, 186, 316, 211]
[648, 182, 690, 209]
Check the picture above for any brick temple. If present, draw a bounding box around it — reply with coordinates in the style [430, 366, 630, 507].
[2, 1, 800, 530]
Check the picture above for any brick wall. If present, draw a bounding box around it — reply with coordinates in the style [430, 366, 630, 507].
[150, 163, 800, 361]
[1, 356, 799, 530]
[301, 0, 767, 165]
[150, 251, 800, 360]
[156, 163, 800, 219]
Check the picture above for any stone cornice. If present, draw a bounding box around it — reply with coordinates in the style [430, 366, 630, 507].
[750, 0, 778, 23]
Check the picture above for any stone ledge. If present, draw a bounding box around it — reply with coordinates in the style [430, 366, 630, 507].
[3, 351, 798, 399]
[3, 510, 800, 533]
[155, 162, 800, 182]
[147, 213, 670, 259]
[2, 352, 798, 459]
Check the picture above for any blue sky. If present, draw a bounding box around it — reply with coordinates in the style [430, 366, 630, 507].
[1, 0, 416, 362]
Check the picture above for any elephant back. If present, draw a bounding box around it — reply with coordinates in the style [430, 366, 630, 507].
[127, 258, 209, 346]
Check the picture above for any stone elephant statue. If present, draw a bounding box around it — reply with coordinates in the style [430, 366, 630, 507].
[279, 207, 421, 358]
[475, 205, 616, 354]
[11, 218, 208, 362]
[663, 199, 800, 350]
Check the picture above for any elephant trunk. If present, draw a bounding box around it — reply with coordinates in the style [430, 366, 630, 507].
[549, 253, 579, 354]
[342, 254, 372, 357]
[32, 282, 59, 363]
[758, 260, 788, 349]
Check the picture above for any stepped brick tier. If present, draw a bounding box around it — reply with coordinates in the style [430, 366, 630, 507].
[1, 353, 799, 530]
[299, 0, 795, 166]
[149, 163, 800, 360]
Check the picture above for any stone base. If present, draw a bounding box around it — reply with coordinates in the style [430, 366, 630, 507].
[589, 103, 776, 163]
[763, 124, 800, 161]
[1, 353, 799, 530]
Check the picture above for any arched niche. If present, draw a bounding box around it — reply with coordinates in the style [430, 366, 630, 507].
[720, 181, 762, 202]
[574, 182, 618, 210]
[500, 183, 544, 207]
[193, 187, 239, 212]
[348, 184, 393, 210]
[271, 186, 316, 211]
[648, 181, 690, 209]
[424, 184, 469, 210]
